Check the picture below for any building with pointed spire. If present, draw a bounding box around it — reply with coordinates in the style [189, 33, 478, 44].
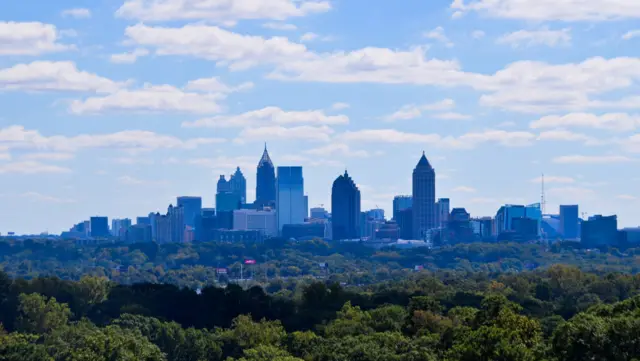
[331, 170, 361, 241]
[229, 167, 247, 203]
[256, 144, 276, 208]
[412, 152, 436, 240]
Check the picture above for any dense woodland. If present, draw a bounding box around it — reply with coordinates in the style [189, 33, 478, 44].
[1, 238, 640, 288]
[2, 266, 640, 360]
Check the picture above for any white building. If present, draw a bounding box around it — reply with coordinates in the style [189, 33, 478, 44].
[233, 209, 277, 237]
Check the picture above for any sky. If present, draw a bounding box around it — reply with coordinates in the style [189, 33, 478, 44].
[2, 0, 640, 234]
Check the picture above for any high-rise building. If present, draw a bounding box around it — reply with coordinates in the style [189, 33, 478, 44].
[582, 215, 619, 247]
[229, 167, 247, 204]
[412, 152, 436, 239]
[310, 207, 329, 220]
[233, 209, 277, 237]
[367, 209, 385, 221]
[177, 196, 202, 229]
[277, 166, 305, 232]
[397, 208, 413, 239]
[331, 171, 361, 241]
[196, 208, 217, 242]
[136, 216, 151, 226]
[90, 217, 110, 238]
[256, 144, 276, 208]
[393, 196, 412, 220]
[495, 203, 542, 237]
[126, 224, 152, 243]
[303, 195, 309, 220]
[168, 204, 185, 243]
[216, 192, 241, 212]
[436, 198, 450, 228]
[154, 213, 171, 244]
[111, 218, 132, 239]
[560, 205, 579, 240]
[217, 175, 231, 193]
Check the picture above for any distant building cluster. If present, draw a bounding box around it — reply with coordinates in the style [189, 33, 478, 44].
[56, 147, 631, 249]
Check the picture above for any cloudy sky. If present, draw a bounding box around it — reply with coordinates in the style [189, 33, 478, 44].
[1, 0, 640, 234]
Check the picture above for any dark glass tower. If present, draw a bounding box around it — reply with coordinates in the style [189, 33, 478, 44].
[412, 152, 436, 239]
[230, 167, 247, 204]
[331, 170, 361, 241]
[256, 144, 276, 207]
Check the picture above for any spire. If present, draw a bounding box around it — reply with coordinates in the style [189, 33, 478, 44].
[416, 152, 433, 169]
[258, 144, 274, 167]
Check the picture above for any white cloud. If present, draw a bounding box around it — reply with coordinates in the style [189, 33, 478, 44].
[61, 8, 91, 19]
[451, 0, 640, 21]
[262, 22, 297, 31]
[424, 27, 454, 47]
[110, 48, 150, 64]
[530, 113, 640, 132]
[339, 129, 441, 144]
[305, 143, 370, 158]
[331, 102, 350, 110]
[384, 99, 455, 121]
[183, 106, 348, 128]
[472, 30, 485, 39]
[123, 23, 311, 70]
[20, 152, 75, 161]
[0, 61, 125, 93]
[537, 130, 598, 144]
[621, 134, 640, 153]
[530, 175, 575, 184]
[440, 130, 536, 149]
[552, 155, 634, 164]
[185, 77, 254, 93]
[187, 155, 256, 173]
[237, 125, 335, 143]
[548, 186, 596, 199]
[117, 175, 168, 186]
[116, 0, 331, 23]
[0, 161, 71, 174]
[300, 32, 333, 42]
[617, 194, 637, 200]
[452, 186, 476, 193]
[0, 125, 225, 153]
[0, 22, 72, 55]
[433, 112, 471, 120]
[69, 84, 225, 114]
[19, 192, 75, 203]
[623, 30, 640, 40]
[497, 28, 571, 48]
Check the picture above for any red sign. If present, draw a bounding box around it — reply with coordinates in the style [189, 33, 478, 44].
[244, 259, 256, 265]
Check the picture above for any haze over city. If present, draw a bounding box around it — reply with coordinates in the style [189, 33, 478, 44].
[2, 0, 640, 234]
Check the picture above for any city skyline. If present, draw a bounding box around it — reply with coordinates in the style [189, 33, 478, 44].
[2, 1, 640, 234]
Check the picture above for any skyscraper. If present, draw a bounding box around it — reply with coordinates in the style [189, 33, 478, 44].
[229, 167, 247, 204]
[436, 198, 450, 228]
[276, 166, 305, 232]
[412, 152, 436, 240]
[256, 144, 276, 208]
[393, 196, 412, 220]
[560, 205, 579, 239]
[331, 170, 361, 241]
[177, 196, 202, 229]
[217, 175, 230, 193]
[167, 204, 184, 243]
[90, 217, 110, 238]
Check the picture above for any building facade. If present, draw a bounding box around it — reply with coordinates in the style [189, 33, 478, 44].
[256, 145, 276, 208]
[331, 171, 361, 241]
[559, 205, 579, 240]
[233, 209, 277, 237]
[229, 167, 247, 204]
[276, 166, 305, 232]
[436, 198, 450, 228]
[412, 152, 437, 240]
[392, 196, 412, 221]
[177, 196, 202, 229]
[582, 215, 618, 248]
[495, 203, 542, 237]
[90, 217, 110, 238]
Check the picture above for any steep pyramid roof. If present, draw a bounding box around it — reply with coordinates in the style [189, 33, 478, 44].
[416, 151, 433, 169]
[258, 143, 274, 167]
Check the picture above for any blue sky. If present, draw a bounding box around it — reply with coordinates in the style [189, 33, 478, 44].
[2, 0, 640, 234]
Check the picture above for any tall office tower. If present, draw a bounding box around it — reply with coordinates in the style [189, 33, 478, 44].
[111, 218, 131, 238]
[436, 198, 450, 228]
[256, 144, 276, 207]
[331, 170, 361, 241]
[154, 213, 171, 244]
[167, 204, 185, 243]
[303, 195, 309, 219]
[90, 216, 110, 238]
[412, 152, 436, 240]
[177, 196, 202, 229]
[393, 196, 412, 221]
[276, 166, 305, 232]
[560, 205, 579, 239]
[229, 167, 247, 204]
[136, 216, 151, 226]
[217, 175, 230, 193]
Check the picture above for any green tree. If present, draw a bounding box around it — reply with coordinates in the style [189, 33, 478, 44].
[15, 293, 71, 334]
